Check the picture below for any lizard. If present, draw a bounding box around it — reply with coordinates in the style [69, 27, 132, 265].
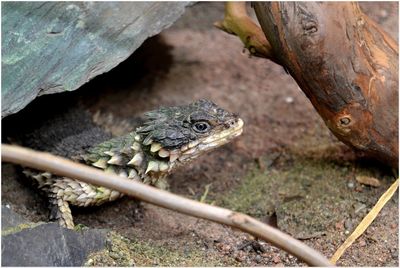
[21, 99, 244, 229]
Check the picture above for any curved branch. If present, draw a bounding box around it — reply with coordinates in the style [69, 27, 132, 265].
[214, 2, 277, 61]
[252, 2, 398, 168]
[1, 144, 333, 267]
[215, 2, 398, 167]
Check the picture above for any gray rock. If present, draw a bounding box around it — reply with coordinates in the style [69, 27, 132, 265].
[1, 223, 107, 266]
[1, 205, 29, 230]
[2, 2, 189, 117]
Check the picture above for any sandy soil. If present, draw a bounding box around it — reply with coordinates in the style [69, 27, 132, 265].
[2, 2, 398, 267]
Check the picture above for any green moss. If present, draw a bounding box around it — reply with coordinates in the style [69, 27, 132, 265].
[219, 166, 277, 218]
[85, 232, 236, 266]
[220, 149, 393, 238]
[1, 222, 44, 236]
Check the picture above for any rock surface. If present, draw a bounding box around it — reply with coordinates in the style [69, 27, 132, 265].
[2, 220, 107, 266]
[1, 2, 189, 117]
[1, 204, 30, 229]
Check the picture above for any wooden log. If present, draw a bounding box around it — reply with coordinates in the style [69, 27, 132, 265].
[252, 2, 398, 167]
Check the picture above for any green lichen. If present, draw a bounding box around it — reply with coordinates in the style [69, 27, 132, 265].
[85, 232, 235, 266]
[1, 222, 44, 236]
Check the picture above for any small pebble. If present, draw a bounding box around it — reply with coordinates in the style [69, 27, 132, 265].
[109, 252, 120, 260]
[217, 243, 232, 254]
[335, 221, 344, 231]
[354, 203, 366, 214]
[344, 219, 353, 230]
[347, 181, 355, 189]
[255, 255, 262, 263]
[391, 249, 398, 259]
[86, 258, 94, 266]
[355, 186, 364, 192]
[235, 253, 246, 262]
[379, 9, 388, 18]
[105, 238, 113, 249]
[284, 96, 294, 103]
[272, 255, 281, 263]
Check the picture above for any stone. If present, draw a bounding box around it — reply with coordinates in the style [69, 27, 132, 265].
[1, 223, 108, 266]
[1, 205, 29, 230]
[2, 2, 189, 117]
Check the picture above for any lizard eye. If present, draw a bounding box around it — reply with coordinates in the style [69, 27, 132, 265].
[192, 121, 210, 133]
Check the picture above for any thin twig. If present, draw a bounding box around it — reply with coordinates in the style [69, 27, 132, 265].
[1, 144, 333, 267]
[330, 178, 399, 264]
[214, 2, 276, 61]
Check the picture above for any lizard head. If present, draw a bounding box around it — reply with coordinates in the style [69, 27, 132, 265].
[136, 99, 243, 170]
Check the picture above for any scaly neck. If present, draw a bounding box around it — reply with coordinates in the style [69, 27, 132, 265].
[84, 131, 173, 189]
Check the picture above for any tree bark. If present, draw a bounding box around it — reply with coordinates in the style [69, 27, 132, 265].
[252, 2, 398, 167]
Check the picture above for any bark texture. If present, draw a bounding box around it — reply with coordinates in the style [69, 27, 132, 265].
[253, 2, 398, 167]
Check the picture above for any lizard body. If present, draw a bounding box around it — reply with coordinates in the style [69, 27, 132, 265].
[22, 99, 243, 228]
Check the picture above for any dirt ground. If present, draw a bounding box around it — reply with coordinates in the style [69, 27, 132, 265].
[2, 2, 398, 267]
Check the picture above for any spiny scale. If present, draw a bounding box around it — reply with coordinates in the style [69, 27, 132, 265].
[158, 149, 169, 158]
[107, 154, 123, 165]
[169, 151, 179, 162]
[159, 162, 169, 172]
[150, 142, 162, 152]
[131, 142, 140, 151]
[27, 130, 171, 229]
[92, 158, 108, 169]
[128, 169, 138, 179]
[145, 161, 159, 174]
[127, 153, 143, 167]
